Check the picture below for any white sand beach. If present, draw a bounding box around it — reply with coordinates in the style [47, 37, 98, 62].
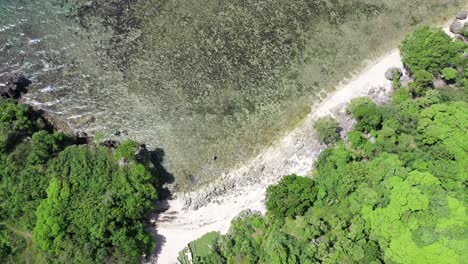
[149, 19, 463, 264]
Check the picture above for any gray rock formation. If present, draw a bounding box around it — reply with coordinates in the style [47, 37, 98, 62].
[450, 20, 463, 34]
[0, 74, 32, 99]
[400, 75, 413, 88]
[385, 67, 402, 80]
[433, 78, 446, 89]
[456, 10, 467, 20]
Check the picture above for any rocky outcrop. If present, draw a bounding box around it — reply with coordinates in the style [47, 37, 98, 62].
[450, 20, 463, 34]
[101, 140, 120, 149]
[385, 67, 402, 81]
[0, 74, 32, 99]
[456, 10, 467, 20]
[135, 144, 149, 162]
[400, 75, 413, 88]
[433, 78, 447, 89]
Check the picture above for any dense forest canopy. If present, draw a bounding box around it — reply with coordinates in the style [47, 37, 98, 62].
[179, 27, 468, 264]
[0, 99, 159, 263]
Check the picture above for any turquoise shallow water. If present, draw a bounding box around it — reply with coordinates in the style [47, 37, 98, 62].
[0, 0, 463, 188]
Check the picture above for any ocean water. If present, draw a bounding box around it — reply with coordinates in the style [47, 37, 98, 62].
[0, 0, 463, 189]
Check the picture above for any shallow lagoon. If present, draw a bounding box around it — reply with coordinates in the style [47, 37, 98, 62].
[0, 0, 462, 188]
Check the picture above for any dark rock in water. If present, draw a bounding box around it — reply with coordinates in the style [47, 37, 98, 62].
[385, 67, 402, 81]
[101, 140, 120, 149]
[135, 144, 149, 162]
[0, 74, 32, 99]
[450, 20, 463, 34]
[456, 10, 467, 20]
[75, 130, 91, 145]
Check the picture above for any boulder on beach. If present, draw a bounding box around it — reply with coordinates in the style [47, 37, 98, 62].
[0, 74, 32, 99]
[385, 67, 402, 81]
[456, 10, 467, 20]
[450, 20, 463, 34]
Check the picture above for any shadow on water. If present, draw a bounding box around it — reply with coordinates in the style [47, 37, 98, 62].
[150, 148, 175, 200]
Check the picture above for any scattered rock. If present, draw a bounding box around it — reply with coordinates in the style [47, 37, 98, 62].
[101, 139, 120, 149]
[135, 144, 149, 162]
[74, 130, 91, 145]
[0, 74, 32, 99]
[433, 78, 446, 89]
[118, 158, 130, 167]
[385, 67, 402, 81]
[456, 10, 467, 20]
[450, 20, 463, 34]
[400, 75, 413, 88]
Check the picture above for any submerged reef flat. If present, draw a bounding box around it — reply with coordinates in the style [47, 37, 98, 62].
[0, 0, 463, 188]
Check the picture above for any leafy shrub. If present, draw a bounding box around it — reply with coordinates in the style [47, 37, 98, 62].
[400, 27, 460, 75]
[34, 144, 157, 263]
[313, 116, 341, 145]
[266, 175, 316, 218]
[348, 130, 367, 148]
[409, 69, 434, 95]
[347, 97, 382, 132]
[441, 67, 457, 81]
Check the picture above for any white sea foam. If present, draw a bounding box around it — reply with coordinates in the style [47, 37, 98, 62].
[40, 86, 54, 93]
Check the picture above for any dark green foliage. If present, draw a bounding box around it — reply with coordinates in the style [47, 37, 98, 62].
[313, 116, 341, 145]
[113, 139, 139, 161]
[400, 27, 460, 75]
[0, 99, 41, 150]
[347, 130, 367, 148]
[266, 175, 316, 218]
[407, 69, 434, 96]
[347, 97, 382, 132]
[34, 144, 157, 263]
[441, 67, 457, 81]
[0, 98, 159, 263]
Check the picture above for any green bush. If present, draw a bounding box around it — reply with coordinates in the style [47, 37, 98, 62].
[266, 175, 316, 218]
[313, 116, 341, 145]
[34, 144, 157, 263]
[409, 69, 434, 96]
[347, 130, 367, 148]
[441, 67, 457, 81]
[400, 27, 460, 75]
[347, 97, 382, 132]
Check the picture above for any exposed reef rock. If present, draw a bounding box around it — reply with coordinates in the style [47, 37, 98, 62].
[0, 74, 32, 99]
[385, 67, 402, 81]
[135, 144, 149, 162]
[450, 20, 463, 34]
[456, 10, 467, 20]
[101, 140, 120, 149]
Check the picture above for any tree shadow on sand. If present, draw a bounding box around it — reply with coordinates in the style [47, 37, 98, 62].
[145, 148, 176, 262]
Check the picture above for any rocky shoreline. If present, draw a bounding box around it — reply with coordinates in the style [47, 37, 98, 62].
[163, 11, 468, 212]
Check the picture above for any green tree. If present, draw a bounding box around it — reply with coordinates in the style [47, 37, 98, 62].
[400, 27, 460, 75]
[266, 175, 316, 218]
[34, 144, 158, 263]
[347, 97, 382, 132]
[441, 67, 457, 81]
[313, 116, 341, 145]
